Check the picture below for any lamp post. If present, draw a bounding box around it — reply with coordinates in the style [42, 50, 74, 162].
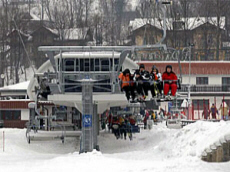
[188, 43, 194, 119]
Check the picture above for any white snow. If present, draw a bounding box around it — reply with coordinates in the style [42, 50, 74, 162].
[0, 121, 230, 172]
[0, 81, 30, 90]
[129, 17, 225, 31]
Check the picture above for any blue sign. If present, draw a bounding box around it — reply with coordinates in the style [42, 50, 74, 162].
[83, 114, 92, 127]
[168, 102, 173, 113]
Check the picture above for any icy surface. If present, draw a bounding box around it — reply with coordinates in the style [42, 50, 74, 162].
[0, 121, 230, 172]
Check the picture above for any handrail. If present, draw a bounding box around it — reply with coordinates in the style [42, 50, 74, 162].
[180, 85, 230, 92]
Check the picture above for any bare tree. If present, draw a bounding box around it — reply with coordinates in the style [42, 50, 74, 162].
[0, 0, 8, 86]
[99, 0, 128, 45]
[212, 0, 229, 60]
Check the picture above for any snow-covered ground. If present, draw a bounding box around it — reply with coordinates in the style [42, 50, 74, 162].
[0, 121, 230, 172]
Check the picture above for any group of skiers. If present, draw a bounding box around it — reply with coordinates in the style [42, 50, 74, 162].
[106, 114, 136, 140]
[203, 102, 230, 120]
[118, 64, 178, 102]
[100, 108, 167, 140]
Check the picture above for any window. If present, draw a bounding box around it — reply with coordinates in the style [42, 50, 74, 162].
[192, 99, 209, 110]
[207, 34, 213, 46]
[101, 59, 110, 71]
[222, 77, 230, 85]
[80, 59, 84, 71]
[0, 110, 21, 120]
[64, 59, 74, 71]
[110, 59, 119, 71]
[52, 106, 67, 121]
[75, 59, 79, 71]
[196, 77, 208, 85]
[84, 59, 90, 71]
[95, 59, 100, 71]
[90, 59, 95, 71]
[222, 77, 230, 91]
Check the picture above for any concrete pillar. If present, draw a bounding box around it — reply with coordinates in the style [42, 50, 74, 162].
[225, 135, 230, 161]
[206, 148, 212, 162]
[220, 138, 228, 162]
[210, 145, 217, 162]
[80, 82, 93, 153]
[224, 134, 230, 160]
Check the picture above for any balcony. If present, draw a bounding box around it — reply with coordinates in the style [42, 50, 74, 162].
[180, 85, 230, 93]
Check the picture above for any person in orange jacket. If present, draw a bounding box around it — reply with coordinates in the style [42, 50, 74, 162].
[119, 69, 135, 102]
[162, 65, 177, 97]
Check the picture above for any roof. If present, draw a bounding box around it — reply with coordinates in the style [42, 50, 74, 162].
[0, 81, 30, 91]
[7, 29, 30, 38]
[131, 23, 161, 33]
[137, 61, 230, 75]
[62, 28, 89, 40]
[54, 52, 121, 59]
[129, 17, 225, 31]
[31, 26, 59, 37]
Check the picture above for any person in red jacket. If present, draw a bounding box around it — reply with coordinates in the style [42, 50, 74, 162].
[162, 65, 177, 96]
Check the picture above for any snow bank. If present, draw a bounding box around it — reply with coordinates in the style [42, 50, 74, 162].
[0, 121, 230, 172]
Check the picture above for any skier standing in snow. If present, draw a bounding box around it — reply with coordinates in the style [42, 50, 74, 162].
[118, 115, 127, 139]
[111, 116, 121, 139]
[219, 101, 229, 120]
[210, 103, 218, 119]
[202, 107, 209, 120]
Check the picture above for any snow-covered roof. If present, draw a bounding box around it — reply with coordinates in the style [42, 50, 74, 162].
[62, 28, 89, 40]
[7, 29, 30, 38]
[129, 17, 226, 31]
[46, 27, 58, 35]
[0, 81, 30, 91]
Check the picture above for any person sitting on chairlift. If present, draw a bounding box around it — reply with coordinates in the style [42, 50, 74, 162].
[150, 66, 163, 97]
[150, 66, 159, 98]
[119, 69, 136, 103]
[133, 70, 145, 101]
[162, 65, 177, 99]
[139, 64, 150, 99]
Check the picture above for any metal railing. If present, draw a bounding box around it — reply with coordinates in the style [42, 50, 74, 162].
[181, 85, 230, 93]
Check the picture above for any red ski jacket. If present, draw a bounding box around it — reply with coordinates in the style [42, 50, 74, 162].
[162, 72, 177, 84]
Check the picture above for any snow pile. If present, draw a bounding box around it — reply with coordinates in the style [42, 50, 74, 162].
[0, 121, 230, 172]
[156, 121, 230, 158]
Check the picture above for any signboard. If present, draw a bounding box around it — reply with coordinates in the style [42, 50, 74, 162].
[83, 114, 92, 127]
[168, 102, 173, 113]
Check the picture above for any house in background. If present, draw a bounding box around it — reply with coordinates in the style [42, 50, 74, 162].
[0, 81, 31, 128]
[128, 17, 226, 60]
[57, 28, 94, 46]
